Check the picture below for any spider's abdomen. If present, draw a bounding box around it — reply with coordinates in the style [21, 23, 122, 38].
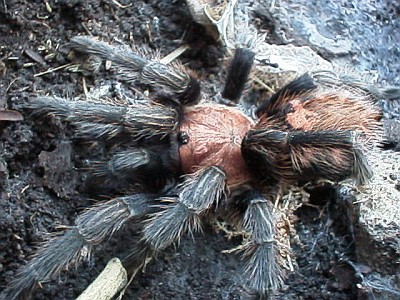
[179, 104, 254, 187]
[244, 90, 382, 187]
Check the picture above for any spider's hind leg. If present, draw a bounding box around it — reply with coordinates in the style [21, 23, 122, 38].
[228, 189, 284, 299]
[286, 130, 373, 185]
[242, 128, 373, 186]
[255, 73, 317, 117]
[221, 48, 255, 104]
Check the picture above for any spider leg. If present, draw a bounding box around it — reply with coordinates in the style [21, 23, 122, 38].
[90, 148, 168, 179]
[242, 128, 372, 186]
[230, 189, 284, 298]
[122, 166, 227, 272]
[288, 130, 372, 185]
[27, 96, 179, 140]
[2, 193, 158, 300]
[221, 48, 255, 104]
[144, 166, 227, 249]
[255, 73, 317, 117]
[87, 146, 179, 193]
[69, 36, 201, 105]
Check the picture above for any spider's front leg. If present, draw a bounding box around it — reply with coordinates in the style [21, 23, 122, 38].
[28, 96, 179, 140]
[27, 93, 183, 193]
[69, 36, 201, 105]
[87, 143, 180, 193]
[123, 166, 227, 273]
[2, 193, 159, 300]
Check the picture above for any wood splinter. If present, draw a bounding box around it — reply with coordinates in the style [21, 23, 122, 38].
[76, 258, 128, 300]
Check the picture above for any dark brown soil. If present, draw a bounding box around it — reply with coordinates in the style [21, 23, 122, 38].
[0, 1, 399, 300]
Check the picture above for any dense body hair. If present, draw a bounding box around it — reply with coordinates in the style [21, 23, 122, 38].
[243, 74, 382, 187]
[2, 35, 383, 300]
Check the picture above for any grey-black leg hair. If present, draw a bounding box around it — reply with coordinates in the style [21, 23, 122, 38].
[229, 189, 284, 298]
[122, 166, 227, 274]
[2, 193, 159, 300]
[86, 145, 180, 193]
[27, 96, 179, 140]
[286, 130, 372, 185]
[221, 48, 255, 104]
[90, 148, 169, 180]
[144, 165, 227, 249]
[69, 36, 201, 105]
[255, 73, 317, 117]
[242, 128, 372, 186]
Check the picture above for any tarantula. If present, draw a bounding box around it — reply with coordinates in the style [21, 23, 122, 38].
[3, 36, 381, 299]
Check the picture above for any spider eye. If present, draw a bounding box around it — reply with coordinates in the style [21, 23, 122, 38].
[177, 131, 189, 145]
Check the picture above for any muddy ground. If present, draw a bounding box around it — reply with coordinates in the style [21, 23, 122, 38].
[0, 1, 399, 300]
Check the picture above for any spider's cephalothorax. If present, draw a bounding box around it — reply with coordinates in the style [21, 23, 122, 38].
[2, 36, 382, 300]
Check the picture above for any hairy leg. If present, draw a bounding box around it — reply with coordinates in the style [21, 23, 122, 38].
[235, 190, 284, 298]
[2, 194, 158, 300]
[123, 166, 227, 272]
[86, 146, 180, 193]
[222, 48, 255, 104]
[69, 36, 201, 105]
[27, 97, 179, 140]
[256, 73, 317, 117]
[242, 128, 372, 186]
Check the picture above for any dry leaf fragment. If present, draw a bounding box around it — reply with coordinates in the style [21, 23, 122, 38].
[24, 48, 47, 66]
[0, 110, 24, 121]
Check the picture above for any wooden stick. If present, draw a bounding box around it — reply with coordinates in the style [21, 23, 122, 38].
[76, 258, 128, 300]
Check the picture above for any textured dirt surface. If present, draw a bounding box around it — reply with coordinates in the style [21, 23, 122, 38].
[0, 1, 399, 300]
[274, 0, 400, 86]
